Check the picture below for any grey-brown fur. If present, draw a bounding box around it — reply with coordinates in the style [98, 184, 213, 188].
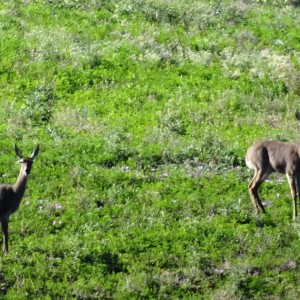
[0, 144, 39, 252]
[246, 138, 300, 220]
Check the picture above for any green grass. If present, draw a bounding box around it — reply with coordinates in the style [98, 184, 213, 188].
[0, 0, 300, 298]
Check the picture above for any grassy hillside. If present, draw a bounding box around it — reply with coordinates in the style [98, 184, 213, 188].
[1, 0, 300, 298]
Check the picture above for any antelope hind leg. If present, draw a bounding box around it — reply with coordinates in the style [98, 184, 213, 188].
[248, 169, 267, 214]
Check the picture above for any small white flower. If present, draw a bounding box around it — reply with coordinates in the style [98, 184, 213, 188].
[55, 204, 63, 209]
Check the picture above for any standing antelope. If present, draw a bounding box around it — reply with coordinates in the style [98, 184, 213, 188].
[246, 110, 300, 220]
[0, 144, 39, 252]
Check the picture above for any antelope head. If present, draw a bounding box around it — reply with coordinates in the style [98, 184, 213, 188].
[15, 144, 40, 176]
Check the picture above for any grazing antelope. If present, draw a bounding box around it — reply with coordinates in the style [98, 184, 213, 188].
[246, 110, 300, 220]
[0, 144, 39, 252]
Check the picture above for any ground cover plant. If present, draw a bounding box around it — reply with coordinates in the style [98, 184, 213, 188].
[1, 0, 300, 298]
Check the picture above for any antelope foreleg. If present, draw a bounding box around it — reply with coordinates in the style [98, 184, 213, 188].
[287, 175, 298, 220]
[0, 217, 8, 253]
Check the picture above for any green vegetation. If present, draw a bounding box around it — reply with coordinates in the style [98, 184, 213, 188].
[1, 0, 300, 298]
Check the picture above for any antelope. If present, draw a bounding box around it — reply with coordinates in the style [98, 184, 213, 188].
[0, 144, 39, 252]
[246, 110, 300, 220]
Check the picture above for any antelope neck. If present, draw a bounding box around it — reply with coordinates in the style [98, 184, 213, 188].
[12, 171, 28, 199]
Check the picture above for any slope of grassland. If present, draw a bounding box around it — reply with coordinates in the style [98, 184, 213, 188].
[0, 0, 300, 298]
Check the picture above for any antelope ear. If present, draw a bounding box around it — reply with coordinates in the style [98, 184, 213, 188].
[15, 144, 23, 159]
[30, 144, 40, 159]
